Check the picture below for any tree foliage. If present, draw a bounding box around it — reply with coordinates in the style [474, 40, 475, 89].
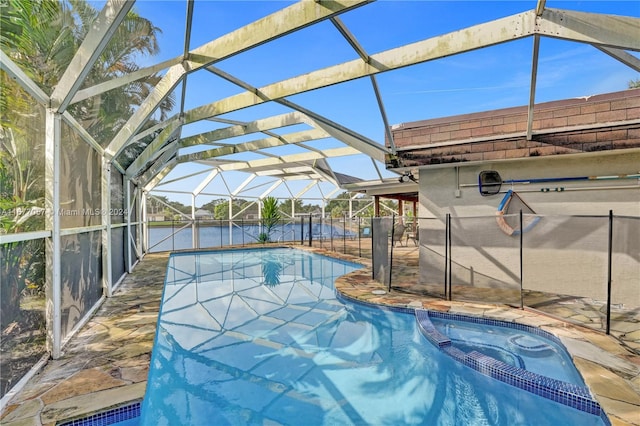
[0, 0, 166, 326]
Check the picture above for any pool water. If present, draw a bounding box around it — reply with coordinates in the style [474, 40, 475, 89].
[127, 248, 605, 426]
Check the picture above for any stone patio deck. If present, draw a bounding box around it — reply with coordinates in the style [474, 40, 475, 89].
[1, 246, 639, 425]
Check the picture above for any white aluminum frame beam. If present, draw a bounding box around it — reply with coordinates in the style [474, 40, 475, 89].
[527, 35, 541, 141]
[370, 158, 385, 181]
[0, 50, 49, 105]
[260, 180, 284, 200]
[183, 11, 542, 126]
[138, 145, 181, 183]
[179, 129, 330, 163]
[155, 168, 215, 187]
[44, 109, 62, 358]
[180, 1, 195, 118]
[283, 98, 387, 162]
[236, 178, 277, 195]
[200, 65, 391, 161]
[180, 112, 307, 148]
[124, 179, 132, 272]
[183, 0, 195, 60]
[295, 181, 319, 199]
[0, 231, 51, 245]
[107, 65, 186, 158]
[71, 57, 183, 105]
[106, 0, 368, 161]
[191, 193, 197, 248]
[142, 158, 178, 191]
[595, 46, 640, 72]
[330, 16, 396, 153]
[193, 170, 219, 196]
[141, 192, 148, 253]
[186, 146, 361, 171]
[61, 112, 104, 156]
[232, 175, 257, 197]
[126, 117, 183, 176]
[538, 9, 639, 51]
[309, 158, 339, 187]
[50, 0, 133, 112]
[101, 159, 112, 298]
[231, 200, 258, 221]
[147, 193, 191, 220]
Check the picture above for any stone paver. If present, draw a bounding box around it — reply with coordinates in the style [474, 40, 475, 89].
[1, 247, 639, 426]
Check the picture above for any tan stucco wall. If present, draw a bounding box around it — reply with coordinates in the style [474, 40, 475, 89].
[418, 151, 640, 218]
[416, 151, 639, 306]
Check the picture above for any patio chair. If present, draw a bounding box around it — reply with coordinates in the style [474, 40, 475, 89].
[392, 223, 407, 246]
[406, 225, 419, 246]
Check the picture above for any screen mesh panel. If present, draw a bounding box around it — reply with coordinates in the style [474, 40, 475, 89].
[60, 231, 102, 340]
[0, 71, 46, 233]
[610, 216, 640, 338]
[128, 181, 138, 222]
[450, 215, 521, 306]
[130, 224, 138, 262]
[0, 239, 46, 398]
[110, 169, 124, 225]
[417, 218, 447, 298]
[60, 122, 102, 229]
[372, 217, 392, 286]
[521, 215, 610, 332]
[522, 215, 608, 299]
[111, 226, 125, 283]
[611, 216, 640, 310]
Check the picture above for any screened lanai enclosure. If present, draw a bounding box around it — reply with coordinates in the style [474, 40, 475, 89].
[1, 0, 639, 403]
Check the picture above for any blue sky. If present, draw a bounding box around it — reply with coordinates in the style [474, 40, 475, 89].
[122, 1, 639, 206]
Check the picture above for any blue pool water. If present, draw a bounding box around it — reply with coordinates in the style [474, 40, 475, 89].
[105, 248, 605, 426]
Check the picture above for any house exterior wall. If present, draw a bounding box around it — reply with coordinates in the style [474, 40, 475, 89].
[393, 90, 640, 301]
[415, 153, 639, 305]
[418, 152, 640, 218]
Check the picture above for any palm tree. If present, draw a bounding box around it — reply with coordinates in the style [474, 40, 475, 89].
[258, 196, 281, 243]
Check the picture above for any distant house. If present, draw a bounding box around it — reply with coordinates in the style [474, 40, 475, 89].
[194, 209, 215, 220]
[147, 213, 165, 222]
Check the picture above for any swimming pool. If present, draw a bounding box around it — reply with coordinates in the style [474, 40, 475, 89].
[122, 248, 607, 425]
